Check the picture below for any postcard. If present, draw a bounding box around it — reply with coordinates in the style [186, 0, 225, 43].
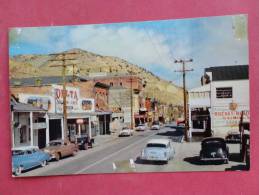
[9, 14, 249, 177]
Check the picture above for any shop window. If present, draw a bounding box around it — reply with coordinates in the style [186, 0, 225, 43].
[216, 87, 232, 98]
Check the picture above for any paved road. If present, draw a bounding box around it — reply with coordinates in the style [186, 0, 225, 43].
[18, 125, 246, 177]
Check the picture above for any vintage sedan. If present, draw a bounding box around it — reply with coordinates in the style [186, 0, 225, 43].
[151, 121, 160, 130]
[43, 139, 78, 161]
[135, 123, 147, 131]
[200, 137, 229, 164]
[76, 135, 94, 150]
[225, 131, 241, 143]
[118, 127, 134, 137]
[140, 139, 175, 163]
[12, 146, 51, 176]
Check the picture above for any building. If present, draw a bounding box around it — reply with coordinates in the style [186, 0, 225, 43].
[10, 76, 112, 148]
[11, 96, 48, 148]
[189, 65, 249, 137]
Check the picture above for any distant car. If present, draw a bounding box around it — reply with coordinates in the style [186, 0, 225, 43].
[135, 123, 147, 131]
[151, 121, 160, 130]
[43, 139, 78, 161]
[200, 137, 229, 164]
[119, 127, 134, 137]
[140, 139, 175, 163]
[176, 118, 185, 126]
[225, 131, 241, 143]
[12, 146, 51, 176]
[76, 135, 94, 150]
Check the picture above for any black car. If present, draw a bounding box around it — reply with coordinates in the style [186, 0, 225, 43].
[200, 137, 229, 164]
[76, 135, 94, 150]
[225, 131, 241, 143]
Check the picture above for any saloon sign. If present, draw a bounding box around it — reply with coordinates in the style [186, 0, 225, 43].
[52, 85, 80, 113]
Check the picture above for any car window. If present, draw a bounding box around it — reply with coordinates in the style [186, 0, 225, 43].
[49, 142, 61, 146]
[122, 127, 128, 130]
[12, 150, 25, 156]
[146, 143, 166, 148]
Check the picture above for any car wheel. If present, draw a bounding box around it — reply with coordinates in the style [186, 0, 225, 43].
[41, 160, 47, 167]
[55, 153, 61, 161]
[84, 143, 88, 150]
[15, 166, 22, 176]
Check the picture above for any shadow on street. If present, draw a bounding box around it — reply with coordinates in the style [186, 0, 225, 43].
[225, 164, 249, 171]
[183, 156, 227, 165]
[135, 157, 167, 165]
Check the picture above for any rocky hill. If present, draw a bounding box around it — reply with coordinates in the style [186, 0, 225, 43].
[9, 48, 183, 105]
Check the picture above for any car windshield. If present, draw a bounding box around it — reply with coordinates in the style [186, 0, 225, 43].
[12, 150, 25, 156]
[48, 142, 62, 146]
[152, 122, 159, 125]
[146, 143, 166, 148]
[203, 141, 225, 149]
[122, 127, 128, 130]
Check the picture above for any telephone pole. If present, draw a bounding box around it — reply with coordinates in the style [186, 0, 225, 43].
[49, 52, 78, 141]
[130, 68, 134, 129]
[175, 59, 193, 142]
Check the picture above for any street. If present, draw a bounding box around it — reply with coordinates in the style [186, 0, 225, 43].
[19, 125, 246, 177]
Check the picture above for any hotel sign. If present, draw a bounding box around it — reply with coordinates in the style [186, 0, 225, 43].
[52, 85, 80, 113]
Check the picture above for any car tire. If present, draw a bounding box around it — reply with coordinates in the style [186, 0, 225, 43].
[15, 166, 22, 176]
[84, 143, 88, 150]
[55, 153, 61, 161]
[41, 160, 47, 167]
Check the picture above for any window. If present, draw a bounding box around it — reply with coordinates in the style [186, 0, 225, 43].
[120, 82, 122, 86]
[216, 87, 232, 98]
[110, 82, 113, 86]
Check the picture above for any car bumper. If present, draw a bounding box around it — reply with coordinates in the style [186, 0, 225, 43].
[141, 156, 168, 161]
[200, 157, 228, 161]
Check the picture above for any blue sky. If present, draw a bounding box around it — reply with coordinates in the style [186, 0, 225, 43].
[9, 14, 248, 88]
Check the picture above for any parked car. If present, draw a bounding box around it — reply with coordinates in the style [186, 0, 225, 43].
[12, 146, 51, 176]
[43, 139, 78, 161]
[176, 118, 185, 126]
[140, 139, 175, 163]
[76, 135, 94, 150]
[135, 123, 147, 131]
[119, 127, 134, 137]
[225, 131, 241, 143]
[151, 121, 160, 130]
[200, 137, 229, 164]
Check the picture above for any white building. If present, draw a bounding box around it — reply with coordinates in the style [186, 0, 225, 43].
[189, 65, 249, 137]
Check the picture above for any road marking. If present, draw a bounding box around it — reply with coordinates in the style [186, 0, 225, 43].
[75, 131, 157, 174]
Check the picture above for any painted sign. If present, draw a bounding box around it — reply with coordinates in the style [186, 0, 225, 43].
[212, 109, 250, 128]
[81, 98, 95, 112]
[52, 85, 80, 113]
[18, 94, 55, 113]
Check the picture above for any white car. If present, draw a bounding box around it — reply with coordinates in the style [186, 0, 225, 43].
[119, 127, 134, 137]
[151, 121, 160, 130]
[135, 124, 147, 131]
[140, 139, 175, 163]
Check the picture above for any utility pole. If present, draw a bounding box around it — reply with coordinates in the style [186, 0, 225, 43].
[175, 59, 193, 142]
[130, 68, 134, 129]
[49, 52, 78, 141]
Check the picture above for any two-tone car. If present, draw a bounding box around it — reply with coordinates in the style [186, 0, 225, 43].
[135, 123, 147, 131]
[118, 127, 134, 137]
[151, 121, 160, 130]
[140, 139, 175, 163]
[43, 139, 78, 161]
[199, 137, 229, 164]
[12, 146, 51, 176]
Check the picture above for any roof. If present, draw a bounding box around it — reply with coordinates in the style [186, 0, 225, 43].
[12, 146, 39, 151]
[11, 98, 46, 112]
[205, 65, 248, 81]
[189, 84, 211, 93]
[10, 76, 87, 87]
[147, 139, 170, 145]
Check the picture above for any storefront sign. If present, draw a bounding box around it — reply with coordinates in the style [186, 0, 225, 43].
[52, 85, 80, 113]
[81, 98, 95, 112]
[18, 94, 55, 113]
[213, 109, 250, 128]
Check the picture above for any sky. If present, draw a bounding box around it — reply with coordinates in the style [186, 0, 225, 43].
[9, 14, 248, 89]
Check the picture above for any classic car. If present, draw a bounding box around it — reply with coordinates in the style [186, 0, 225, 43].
[151, 121, 160, 130]
[43, 139, 78, 161]
[12, 146, 51, 176]
[118, 127, 134, 137]
[199, 137, 229, 164]
[135, 123, 147, 131]
[140, 139, 175, 163]
[225, 131, 241, 143]
[76, 135, 94, 150]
